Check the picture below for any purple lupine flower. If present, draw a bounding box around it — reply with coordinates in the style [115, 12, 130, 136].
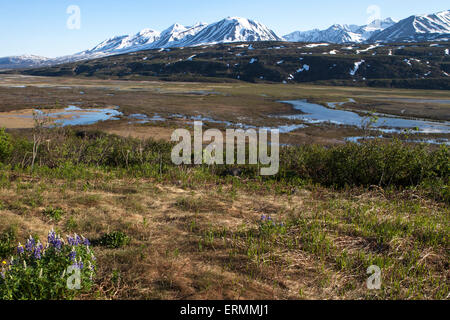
[52, 237, 62, 250]
[17, 243, 24, 255]
[33, 250, 41, 260]
[67, 235, 74, 246]
[69, 249, 77, 262]
[49, 232, 63, 251]
[25, 237, 35, 252]
[83, 236, 91, 246]
[33, 242, 44, 260]
[67, 234, 82, 246]
[48, 230, 56, 243]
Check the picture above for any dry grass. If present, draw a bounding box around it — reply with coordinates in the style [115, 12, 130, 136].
[0, 171, 448, 300]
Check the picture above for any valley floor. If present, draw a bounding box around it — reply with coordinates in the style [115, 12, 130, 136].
[0, 75, 449, 146]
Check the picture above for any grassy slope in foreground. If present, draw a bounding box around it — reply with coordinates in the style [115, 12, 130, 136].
[0, 129, 448, 300]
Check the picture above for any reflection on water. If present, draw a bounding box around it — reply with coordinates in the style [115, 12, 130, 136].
[37, 106, 123, 126]
[280, 100, 450, 134]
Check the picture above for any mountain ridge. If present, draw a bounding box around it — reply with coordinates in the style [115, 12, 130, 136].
[369, 10, 450, 42]
[283, 18, 397, 44]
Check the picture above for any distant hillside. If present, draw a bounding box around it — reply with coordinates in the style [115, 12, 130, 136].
[5, 41, 450, 90]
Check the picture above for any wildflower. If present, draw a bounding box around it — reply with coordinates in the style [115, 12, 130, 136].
[1, 261, 6, 265]
[69, 248, 77, 262]
[49, 232, 63, 251]
[83, 236, 91, 247]
[33, 241, 44, 260]
[76, 234, 83, 245]
[67, 234, 81, 246]
[25, 236, 36, 252]
[17, 243, 24, 255]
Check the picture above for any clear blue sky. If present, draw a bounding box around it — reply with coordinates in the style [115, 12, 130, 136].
[0, 0, 448, 58]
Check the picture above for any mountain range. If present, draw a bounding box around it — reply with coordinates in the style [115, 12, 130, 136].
[1, 10, 449, 70]
[283, 18, 398, 43]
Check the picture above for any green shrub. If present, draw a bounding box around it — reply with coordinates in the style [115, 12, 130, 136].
[0, 230, 16, 258]
[0, 230, 96, 300]
[0, 128, 12, 162]
[96, 231, 130, 248]
[280, 140, 449, 189]
[42, 207, 65, 222]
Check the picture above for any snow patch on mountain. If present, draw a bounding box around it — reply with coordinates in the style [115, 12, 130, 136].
[350, 60, 365, 76]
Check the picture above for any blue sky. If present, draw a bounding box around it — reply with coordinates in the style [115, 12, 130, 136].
[0, 0, 448, 57]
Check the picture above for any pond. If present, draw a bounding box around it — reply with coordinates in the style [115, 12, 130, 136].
[279, 100, 450, 134]
[42, 106, 123, 126]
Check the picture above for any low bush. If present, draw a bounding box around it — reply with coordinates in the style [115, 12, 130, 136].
[0, 229, 16, 258]
[0, 128, 12, 162]
[42, 207, 65, 222]
[96, 231, 130, 249]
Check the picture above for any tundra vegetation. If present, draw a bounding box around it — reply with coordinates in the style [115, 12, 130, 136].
[0, 126, 448, 300]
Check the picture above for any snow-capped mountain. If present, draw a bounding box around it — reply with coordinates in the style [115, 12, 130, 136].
[370, 10, 450, 42]
[178, 17, 282, 46]
[284, 18, 396, 43]
[70, 17, 279, 60]
[0, 55, 51, 70]
[82, 17, 280, 55]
